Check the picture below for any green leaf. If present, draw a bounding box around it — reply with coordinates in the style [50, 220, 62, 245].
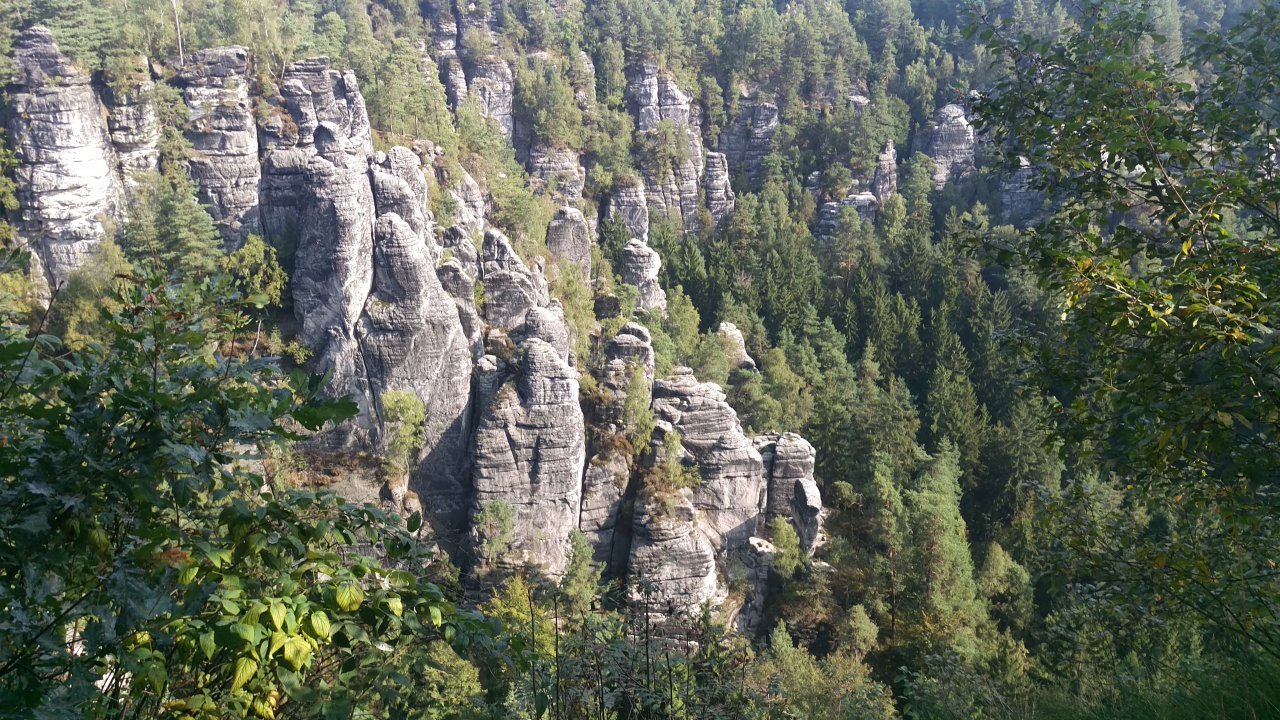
[269, 602, 286, 631]
[429, 605, 442, 627]
[230, 657, 258, 694]
[406, 511, 422, 533]
[308, 611, 331, 640]
[292, 397, 359, 432]
[200, 631, 217, 661]
[385, 596, 403, 618]
[269, 631, 287, 657]
[335, 583, 364, 612]
[282, 637, 312, 671]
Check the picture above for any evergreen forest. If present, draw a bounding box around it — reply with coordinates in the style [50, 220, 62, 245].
[0, 0, 1277, 718]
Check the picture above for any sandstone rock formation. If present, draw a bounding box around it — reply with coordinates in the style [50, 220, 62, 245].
[718, 87, 779, 184]
[581, 322, 655, 572]
[1001, 156, 1040, 225]
[704, 151, 736, 223]
[260, 57, 374, 247]
[717, 322, 757, 372]
[929, 104, 976, 189]
[6, 26, 124, 287]
[628, 484, 720, 618]
[470, 339, 586, 577]
[756, 433, 824, 554]
[479, 228, 550, 331]
[466, 55, 515, 137]
[620, 238, 667, 313]
[178, 46, 261, 246]
[652, 368, 767, 553]
[528, 145, 586, 205]
[102, 57, 160, 191]
[608, 178, 650, 242]
[817, 191, 878, 244]
[871, 140, 898, 202]
[626, 59, 706, 234]
[546, 206, 593, 276]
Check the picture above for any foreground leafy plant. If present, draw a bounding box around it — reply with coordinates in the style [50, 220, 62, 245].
[0, 267, 491, 718]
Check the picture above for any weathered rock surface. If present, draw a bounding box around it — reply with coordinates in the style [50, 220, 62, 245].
[652, 368, 767, 553]
[704, 151, 735, 223]
[817, 192, 878, 243]
[580, 451, 631, 570]
[259, 57, 373, 247]
[466, 55, 515, 137]
[371, 147, 432, 240]
[628, 485, 720, 617]
[292, 123, 376, 381]
[102, 58, 160, 191]
[528, 145, 586, 204]
[448, 167, 487, 238]
[470, 339, 586, 577]
[480, 228, 550, 331]
[756, 433, 824, 554]
[178, 46, 261, 246]
[6, 26, 124, 287]
[929, 104, 976, 189]
[608, 178, 650, 242]
[718, 87, 778, 184]
[627, 59, 706, 234]
[620, 238, 667, 313]
[357, 213, 474, 518]
[717, 322, 756, 372]
[437, 257, 485, 358]
[546, 206, 592, 276]
[516, 303, 571, 360]
[871, 140, 898, 202]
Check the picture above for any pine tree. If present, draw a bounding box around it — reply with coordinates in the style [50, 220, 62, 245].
[904, 442, 987, 656]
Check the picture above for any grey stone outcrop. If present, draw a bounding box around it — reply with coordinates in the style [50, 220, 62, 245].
[872, 140, 898, 202]
[718, 86, 778, 185]
[479, 228, 550, 331]
[620, 238, 667, 314]
[469, 339, 586, 577]
[177, 46, 261, 246]
[6, 26, 125, 287]
[928, 104, 976, 189]
[546, 205, 592, 276]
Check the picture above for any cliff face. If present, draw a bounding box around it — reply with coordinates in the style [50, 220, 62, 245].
[718, 86, 779, 185]
[928, 104, 977, 189]
[871, 140, 898, 202]
[470, 339, 586, 577]
[5, 26, 124, 288]
[177, 47, 262, 246]
[4, 30, 827, 626]
[627, 59, 707, 235]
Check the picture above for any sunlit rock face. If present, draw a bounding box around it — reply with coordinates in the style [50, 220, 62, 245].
[177, 46, 262, 246]
[6, 26, 125, 288]
[928, 103, 976, 189]
[469, 338, 586, 577]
